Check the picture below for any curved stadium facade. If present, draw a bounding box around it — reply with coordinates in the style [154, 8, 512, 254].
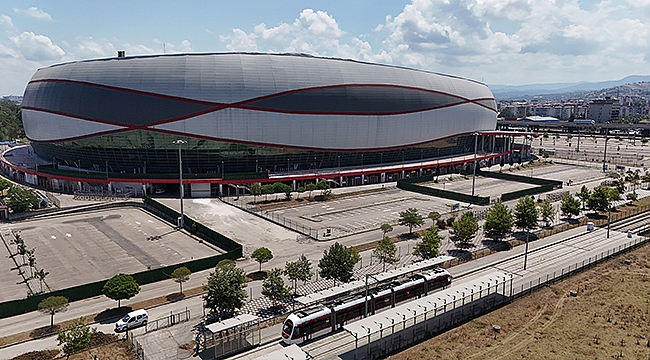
[21, 53, 497, 181]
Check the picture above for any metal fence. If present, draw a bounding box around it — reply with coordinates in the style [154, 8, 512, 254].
[73, 190, 132, 201]
[128, 309, 191, 360]
[312, 233, 650, 360]
[128, 332, 151, 360]
[221, 195, 320, 239]
[144, 308, 191, 333]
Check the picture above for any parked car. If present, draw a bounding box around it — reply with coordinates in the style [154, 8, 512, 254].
[115, 309, 148, 332]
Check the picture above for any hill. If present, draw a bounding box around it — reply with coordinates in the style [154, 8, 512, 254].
[491, 75, 650, 100]
[0, 101, 24, 141]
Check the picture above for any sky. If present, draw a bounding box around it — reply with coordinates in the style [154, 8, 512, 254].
[1, 0, 649, 96]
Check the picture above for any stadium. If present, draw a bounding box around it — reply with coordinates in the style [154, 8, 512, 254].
[3, 52, 519, 196]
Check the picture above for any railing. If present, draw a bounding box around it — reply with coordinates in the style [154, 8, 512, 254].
[312, 233, 650, 359]
[128, 332, 151, 360]
[144, 308, 191, 333]
[73, 190, 132, 201]
[221, 195, 320, 240]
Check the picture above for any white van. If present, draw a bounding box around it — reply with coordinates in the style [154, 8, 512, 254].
[115, 309, 148, 332]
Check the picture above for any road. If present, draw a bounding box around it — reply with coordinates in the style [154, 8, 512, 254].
[0, 156, 645, 359]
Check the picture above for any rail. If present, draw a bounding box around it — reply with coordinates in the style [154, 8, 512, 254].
[311, 233, 650, 359]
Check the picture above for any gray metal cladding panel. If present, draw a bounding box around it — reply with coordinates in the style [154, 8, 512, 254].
[23, 81, 216, 126]
[29, 53, 494, 105]
[245, 86, 463, 114]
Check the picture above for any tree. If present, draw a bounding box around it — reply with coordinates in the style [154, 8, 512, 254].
[318, 242, 359, 284]
[450, 212, 479, 246]
[412, 227, 442, 260]
[498, 107, 514, 118]
[380, 223, 393, 237]
[626, 192, 638, 202]
[170, 266, 191, 295]
[0, 101, 25, 141]
[57, 317, 95, 359]
[587, 185, 619, 213]
[484, 201, 514, 240]
[515, 196, 539, 270]
[102, 273, 141, 308]
[305, 183, 317, 200]
[5, 185, 40, 213]
[642, 171, 650, 189]
[203, 262, 247, 319]
[250, 183, 261, 204]
[538, 199, 555, 227]
[284, 254, 313, 296]
[0, 177, 11, 193]
[261, 183, 274, 202]
[26, 248, 36, 278]
[373, 236, 399, 272]
[251, 247, 273, 272]
[316, 179, 330, 195]
[296, 186, 305, 200]
[427, 211, 441, 228]
[316, 179, 331, 200]
[576, 185, 592, 210]
[625, 169, 641, 193]
[261, 268, 291, 310]
[560, 193, 581, 219]
[36, 268, 49, 292]
[398, 208, 425, 235]
[38, 296, 69, 328]
[272, 182, 292, 200]
[515, 196, 539, 233]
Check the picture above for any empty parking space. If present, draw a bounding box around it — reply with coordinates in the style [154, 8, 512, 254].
[0, 207, 219, 302]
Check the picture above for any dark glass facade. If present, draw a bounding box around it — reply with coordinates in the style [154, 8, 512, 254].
[31, 130, 476, 176]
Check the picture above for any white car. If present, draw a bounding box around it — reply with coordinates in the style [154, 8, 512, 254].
[115, 309, 148, 332]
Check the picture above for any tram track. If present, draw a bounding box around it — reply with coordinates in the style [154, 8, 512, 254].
[238, 210, 650, 359]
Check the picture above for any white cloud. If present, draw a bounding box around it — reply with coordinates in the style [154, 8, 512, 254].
[367, 0, 650, 84]
[220, 28, 258, 51]
[180, 40, 192, 52]
[13, 7, 53, 21]
[219, 8, 394, 64]
[69, 37, 117, 59]
[9, 31, 64, 61]
[0, 14, 14, 28]
[295, 9, 343, 37]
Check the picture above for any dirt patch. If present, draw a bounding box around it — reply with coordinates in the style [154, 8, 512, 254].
[391, 245, 650, 359]
[252, 187, 388, 211]
[10, 349, 59, 360]
[9, 332, 134, 360]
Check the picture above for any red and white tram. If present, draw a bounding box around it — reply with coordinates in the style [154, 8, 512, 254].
[282, 267, 451, 344]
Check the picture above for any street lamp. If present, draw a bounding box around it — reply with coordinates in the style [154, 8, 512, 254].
[173, 139, 187, 228]
[364, 273, 379, 318]
[603, 127, 609, 172]
[471, 132, 478, 196]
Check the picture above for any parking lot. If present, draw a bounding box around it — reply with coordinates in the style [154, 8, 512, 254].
[260, 162, 606, 239]
[0, 208, 220, 302]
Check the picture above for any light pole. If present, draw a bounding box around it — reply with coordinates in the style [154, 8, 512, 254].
[471, 132, 478, 196]
[364, 274, 379, 318]
[603, 127, 609, 172]
[173, 139, 187, 228]
[607, 204, 611, 239]
[523, 229, 530, 270]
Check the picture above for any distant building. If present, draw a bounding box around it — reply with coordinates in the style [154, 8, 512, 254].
[519, 116, 560, 123]
[587, 97, 620, 123]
